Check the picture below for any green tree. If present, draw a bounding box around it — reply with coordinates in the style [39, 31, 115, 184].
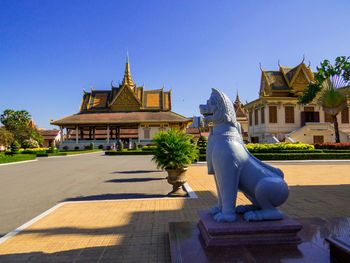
[11, 141, 20, 154]
[0, 127, 14, 146]
[197, 136, 208, 154]
[0, 109, 42, 145]
[299, 56, 350, 143]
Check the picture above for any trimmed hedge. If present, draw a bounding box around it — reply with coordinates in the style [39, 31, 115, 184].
[252, 153, 350, 160]
[246, 142, 315, 152]
[141, 146, 156, 152]
[36, 153, 67, 157]
[105, 150, 152, 155]
[197, 152, 350, 161]
[314, 143, 350, 150]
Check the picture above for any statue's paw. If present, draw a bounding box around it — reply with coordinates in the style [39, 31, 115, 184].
[243, 210, 283, 221]
[214, 212, 237, 223]
[243, 211, 258, 222]
[236, 205, 255, 214]
[210, 205, 221, 215]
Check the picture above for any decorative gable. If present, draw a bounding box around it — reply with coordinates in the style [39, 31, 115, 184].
[110, 86, 141, 111]
[294, 69, 309, 85]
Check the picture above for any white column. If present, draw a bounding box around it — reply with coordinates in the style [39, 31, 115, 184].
[60, 127, 64, 142]
[76, 126, 79, 144]
[107, 124, 110, 143]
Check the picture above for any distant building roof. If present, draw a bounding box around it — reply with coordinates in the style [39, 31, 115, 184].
[51, 111, 190, 125]
[78, 56, 172, 112]
[186, 127, 201, 138]
[39, 130, 60, 140]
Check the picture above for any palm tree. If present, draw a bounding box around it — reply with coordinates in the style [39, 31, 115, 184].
[299, 57, 350, 143]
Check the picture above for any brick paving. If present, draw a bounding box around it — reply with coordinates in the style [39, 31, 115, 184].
[0, 163, 350, 262]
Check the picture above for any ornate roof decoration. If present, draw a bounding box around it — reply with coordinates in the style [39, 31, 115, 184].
[78, 56, 172, 112]
[122, 54, 134, 87]
[234, 91, 247, 118]
[259, 59, 314, 98]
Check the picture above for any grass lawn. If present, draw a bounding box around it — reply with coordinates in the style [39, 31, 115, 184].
[0, 152, 36, 164]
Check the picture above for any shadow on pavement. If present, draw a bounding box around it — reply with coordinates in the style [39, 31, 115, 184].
[105, 177, 165, 183]
[4, 185, 350, 262]
[112, 170, 161, 174]
[63, 193, 166, 202]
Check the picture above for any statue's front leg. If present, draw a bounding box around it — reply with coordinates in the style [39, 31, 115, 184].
[212, 161, 240, 223]
[210, 172, 222, 215]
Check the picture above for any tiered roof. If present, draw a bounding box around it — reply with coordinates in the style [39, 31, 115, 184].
[233, 92, 247, 119]
[79, 56, 172, 112]
[259, 60, 314, 97]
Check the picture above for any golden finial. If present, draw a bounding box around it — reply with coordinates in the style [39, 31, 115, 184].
[301, 55, 305, 64]
[162, 83, 165, 90]
[122, 52, 134, 87]
[308, 61, 311, 68]
[259, 63, 263, 71]
[83, 88, 86, 93]
[278, 59, 281, 68]
[49, 117, 53, 122]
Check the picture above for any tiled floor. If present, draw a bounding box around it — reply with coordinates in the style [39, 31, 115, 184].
[0, 164, 350, 262]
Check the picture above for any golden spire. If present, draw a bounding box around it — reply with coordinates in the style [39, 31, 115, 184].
[235, 90, 241, 106]
[122, 53, 134, 87]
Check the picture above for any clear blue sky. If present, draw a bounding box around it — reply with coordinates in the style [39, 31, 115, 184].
[1, 0, 349, 129]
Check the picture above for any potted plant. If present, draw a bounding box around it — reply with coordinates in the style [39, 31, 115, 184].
[152, 129, 198, 196]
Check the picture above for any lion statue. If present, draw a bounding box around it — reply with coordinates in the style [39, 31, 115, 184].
[199, 88, 289, 222]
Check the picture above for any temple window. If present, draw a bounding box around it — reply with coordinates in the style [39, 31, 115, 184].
[269, 106, 277, 123]
[285, 106, 294, 123]
[324, 112, 333, 123]
[144, 128, 150, 139]
[341, 106, 349, 123]
[254, 109, 258, 125]
[261, 107, 265, 124]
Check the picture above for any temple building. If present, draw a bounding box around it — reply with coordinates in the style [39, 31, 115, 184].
[244, 60, 350, 144]
[233, 92, 248, 140]
[51, 56, 191, 149]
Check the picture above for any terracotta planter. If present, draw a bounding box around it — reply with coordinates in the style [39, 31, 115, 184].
[165, 167, 188, 197]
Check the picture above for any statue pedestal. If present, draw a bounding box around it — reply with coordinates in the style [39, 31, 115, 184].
[198, 210, 302, 247]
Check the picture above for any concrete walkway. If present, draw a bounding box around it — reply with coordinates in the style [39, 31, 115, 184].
[0, 163, 350, 262]
[0, 153, 170, 237]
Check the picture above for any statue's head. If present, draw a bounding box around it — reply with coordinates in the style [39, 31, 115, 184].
[199, 88, 236, 126]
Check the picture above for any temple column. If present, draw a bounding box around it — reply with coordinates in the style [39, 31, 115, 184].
[76, 126, 79, 144]
[107, 124, 110, 143]
[60, 127, 64, 143]
[116, 127, 120, 142]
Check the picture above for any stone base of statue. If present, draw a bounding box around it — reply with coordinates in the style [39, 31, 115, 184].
[198, 210, 302, 247]
[168, 214, 350, 263]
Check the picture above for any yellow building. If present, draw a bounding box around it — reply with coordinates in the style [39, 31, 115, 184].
[244, 61, 350, 144]
[51, 56, 191, 149]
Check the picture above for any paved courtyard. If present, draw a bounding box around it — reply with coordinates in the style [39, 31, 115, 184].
[0, 153, 170, 237]
[0, 155, 350, 262]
